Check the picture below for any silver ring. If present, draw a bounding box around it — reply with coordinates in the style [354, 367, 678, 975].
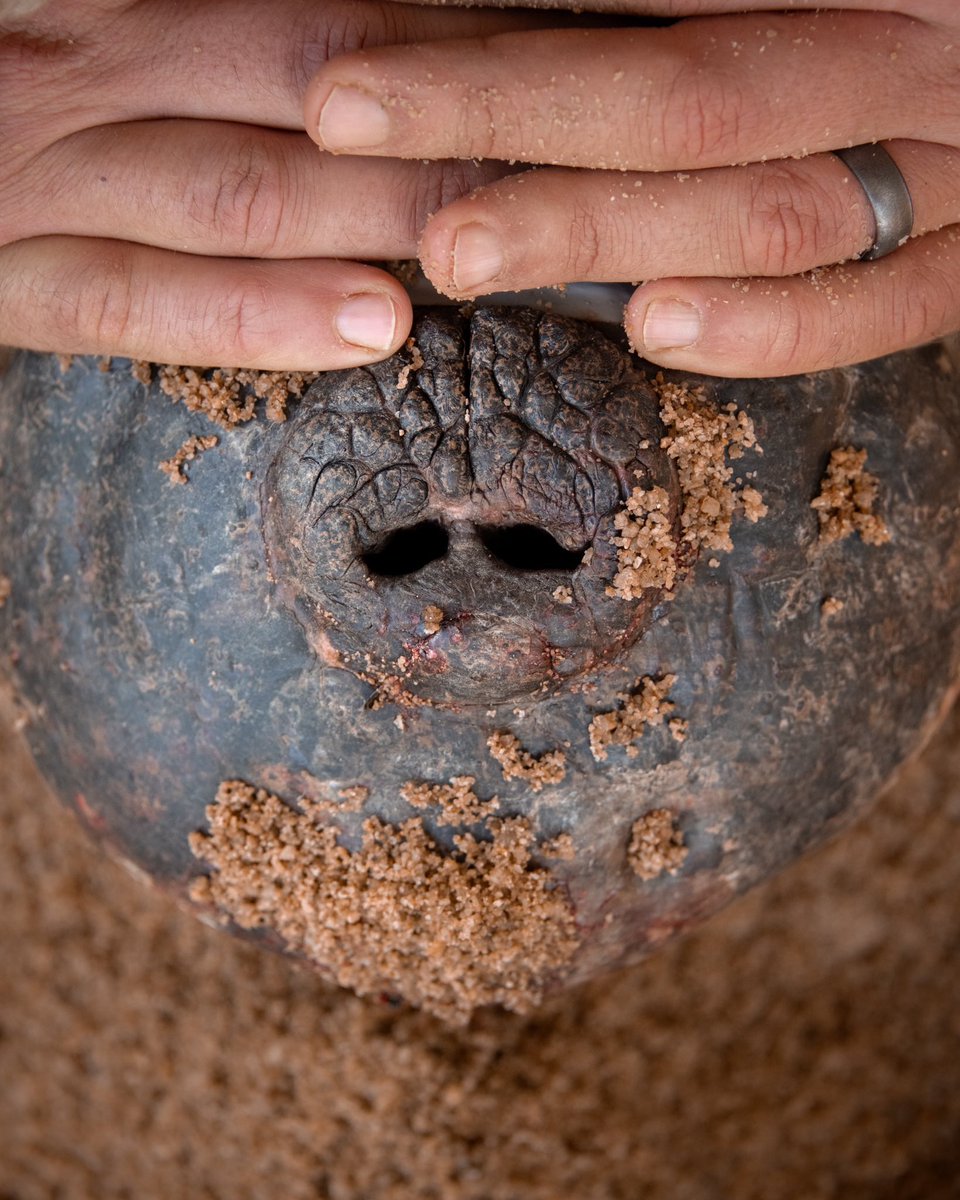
[833, 143, 914, 261]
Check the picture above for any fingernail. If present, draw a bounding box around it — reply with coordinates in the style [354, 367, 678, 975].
[318, 85, 390, 150]
[336, 293, 397, 351]
[452, 223, 504, 293]
[640, 299, 702, 351]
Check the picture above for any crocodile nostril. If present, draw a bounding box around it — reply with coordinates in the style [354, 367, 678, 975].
[478, 525, 585, 573]
[362, 521, 449, 577]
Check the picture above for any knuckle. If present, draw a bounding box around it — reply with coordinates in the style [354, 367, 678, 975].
[290, 3, 385, 93]
[217, 274, 273, 361]
[764, 296, 811, 371]
[85, 256, 137, 349]
[461, 80, 502, 161]
[408, 161, 485, 235]
[567, 204, 605, 279]
[659, 64, 749, 166]
[315, 5, 373, 60]
[190, 141, 288, 256]
[895, 252, 956, 344]
[742, 165, 832, 276]
[498, 93, 539, 163]
[49, 246, 138, 350]
[567, 199, 640, 281]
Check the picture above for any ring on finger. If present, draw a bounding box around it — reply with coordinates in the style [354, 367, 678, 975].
[833, 143, 914, 261]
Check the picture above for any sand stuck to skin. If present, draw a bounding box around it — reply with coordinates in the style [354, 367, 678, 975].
[5, 687, 960, 1197]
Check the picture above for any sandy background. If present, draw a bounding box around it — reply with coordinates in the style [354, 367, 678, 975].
[2, 689, 960, 1199]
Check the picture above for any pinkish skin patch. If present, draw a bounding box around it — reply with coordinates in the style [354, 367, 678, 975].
[74, 792, 107, 832]
[402, 638, 450, 675]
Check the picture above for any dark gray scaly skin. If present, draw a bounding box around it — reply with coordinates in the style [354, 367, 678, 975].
[1, 308, 960, 996]
[265, 308, 677, 706]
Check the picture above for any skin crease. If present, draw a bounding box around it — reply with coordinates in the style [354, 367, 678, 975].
[0, 0, 551, 369]
[305, 0, 960, 377]
[1, 0, 957, 376]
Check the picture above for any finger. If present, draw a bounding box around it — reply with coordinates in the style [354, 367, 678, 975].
[622, 226, 960, 377]
[10, 0, 556, 138]
[0, 236, 413, 370]
[386, 0, 948, 17]
[418, 139, 960, 296]
[18, 121, 512, 259]
[305, 12, 949, 170]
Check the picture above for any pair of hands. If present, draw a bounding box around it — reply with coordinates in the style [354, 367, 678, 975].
[2, 0, 958, 378]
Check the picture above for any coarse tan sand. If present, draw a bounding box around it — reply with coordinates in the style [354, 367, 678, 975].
[2, 689, 960, 1199]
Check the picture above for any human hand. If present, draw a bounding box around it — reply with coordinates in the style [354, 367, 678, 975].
[0, 0, 548, 369]
[304, 0, 960, 377]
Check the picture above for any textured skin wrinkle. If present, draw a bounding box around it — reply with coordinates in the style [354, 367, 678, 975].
[264, 308, 677, 706]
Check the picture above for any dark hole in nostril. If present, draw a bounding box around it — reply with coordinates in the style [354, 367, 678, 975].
[362, 521, 449, 577]
[478, 525, 585, 572]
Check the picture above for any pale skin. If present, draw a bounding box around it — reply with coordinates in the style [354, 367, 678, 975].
[0, 0, 544, 369]
[305, 0, 960, 377]
[2, 1, 958, 377]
